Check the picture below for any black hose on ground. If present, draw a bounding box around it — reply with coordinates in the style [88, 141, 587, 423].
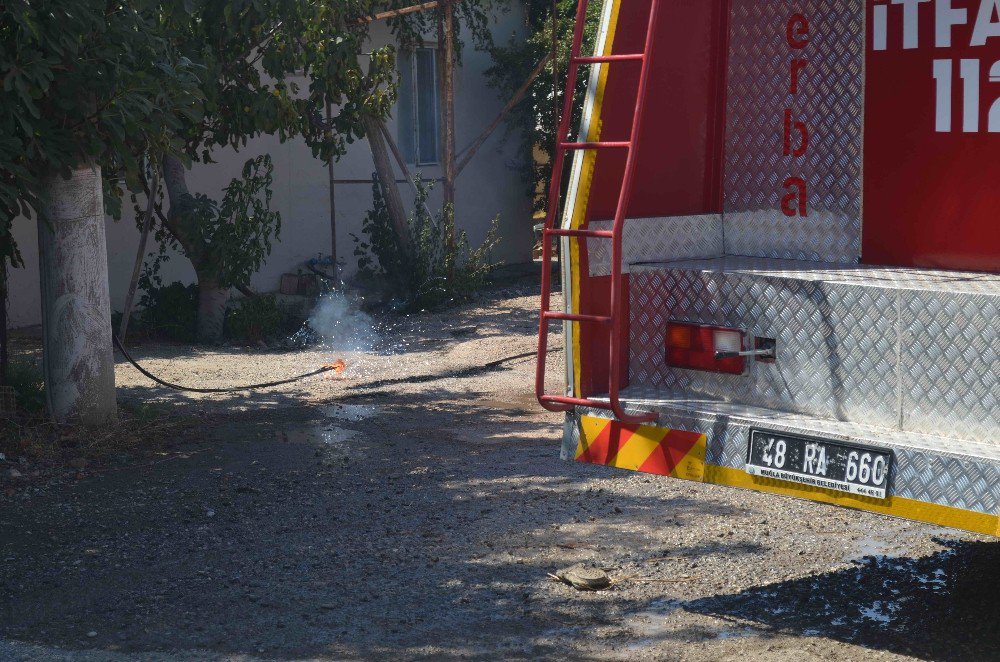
[113, 335, 556, 394]
[112, 334, 336, 393]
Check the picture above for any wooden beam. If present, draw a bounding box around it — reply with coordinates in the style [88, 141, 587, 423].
[378, 122, 439, 226]
[363, 115, 414, 258]
[439, 2, 457, 221]
[357, 1, 440, 25]
[326, 100, 338, 282]
[455, 53, 553, 177]
[333, 178, 413, 185]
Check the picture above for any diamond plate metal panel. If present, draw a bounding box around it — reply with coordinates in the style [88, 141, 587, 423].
[631, 257, 1000, 295]
[901, 292, 999, 440]
[723, 0, 863, 263]
[629, 267, 900, 428]
[586, 215, 724, 277]
[627, 258, 999, 443]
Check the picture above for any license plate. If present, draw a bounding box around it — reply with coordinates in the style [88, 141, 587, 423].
[746, 429, 892, 499]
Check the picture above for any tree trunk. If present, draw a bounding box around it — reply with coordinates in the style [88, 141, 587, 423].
[195, 270, 228, 343]
[38, 164, 117, 424]
[161, 154, 229, 344]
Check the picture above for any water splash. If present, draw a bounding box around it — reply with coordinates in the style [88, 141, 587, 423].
[298, 290, 380, 352]
[286, 286, 453, 383]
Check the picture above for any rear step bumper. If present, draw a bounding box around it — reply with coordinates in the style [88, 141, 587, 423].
[566, 393, 1000, 536]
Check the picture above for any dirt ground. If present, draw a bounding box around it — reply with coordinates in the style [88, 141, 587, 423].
[2, 280, 999, 661]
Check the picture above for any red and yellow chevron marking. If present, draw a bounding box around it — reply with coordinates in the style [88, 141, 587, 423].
[576, 415, 707, 482]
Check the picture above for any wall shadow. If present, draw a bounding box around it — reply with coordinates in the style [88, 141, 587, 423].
[679, 539, 1000, 660]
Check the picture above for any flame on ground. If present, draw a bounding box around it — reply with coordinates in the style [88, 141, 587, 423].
[322, 359, 347, 380]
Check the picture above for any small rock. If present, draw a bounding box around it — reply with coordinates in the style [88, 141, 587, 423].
[554, 564, 611, 591]
[3, 468, 21, 480]
[87, 631, 97, 638]
[0, 453, 6, 461]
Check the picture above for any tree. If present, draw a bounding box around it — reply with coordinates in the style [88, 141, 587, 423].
[150, 1, 403, 342]
[150, 1, 519, 343]
[0, 0, 202, 422]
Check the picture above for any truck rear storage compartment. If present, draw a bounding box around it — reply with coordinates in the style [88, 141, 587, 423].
[624, 256, 998, 443]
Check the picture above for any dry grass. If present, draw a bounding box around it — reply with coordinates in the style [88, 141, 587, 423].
[0, 400, 197, 467]
[0, 332, 198, 466]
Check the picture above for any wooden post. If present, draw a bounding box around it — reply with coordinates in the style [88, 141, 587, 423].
[439, 2, 457, 225]
[119, 168, 159, 342]
[358, 1, 440, 24]
[455, 54, 553, 177]
[363, 115, 414, 258]
[326, 100, 339, 281]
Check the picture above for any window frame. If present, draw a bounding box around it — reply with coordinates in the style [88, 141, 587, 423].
[406, 46, 441, 167]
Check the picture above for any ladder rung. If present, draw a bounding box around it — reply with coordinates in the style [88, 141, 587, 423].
[546, 228, 614, 239]
[539, 394, 656, 422]
[544, 311, 612, 324]
[539, 394, 611, 408]
[572, 54, 645, 65]
[560, 141, 631, 151]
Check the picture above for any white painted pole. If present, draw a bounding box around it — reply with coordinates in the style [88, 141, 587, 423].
[38, 164, 118, 424]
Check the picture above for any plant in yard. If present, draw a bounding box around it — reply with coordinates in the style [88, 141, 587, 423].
[160, 153, 282, 333]
[0, 0, 203, 423]
[6, 360, 46, 416]
[225, 294, 300, 345]
[353, 178, 499, 311]
[133, 281, 200, 343]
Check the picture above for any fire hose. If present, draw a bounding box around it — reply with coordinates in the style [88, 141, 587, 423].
[112, 334, 337, 393]
[113, 334, 556, 394]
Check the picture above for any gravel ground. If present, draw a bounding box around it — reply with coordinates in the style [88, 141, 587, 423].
[1, 282, 999, 661]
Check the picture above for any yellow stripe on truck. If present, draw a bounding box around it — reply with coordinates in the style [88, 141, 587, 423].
[705, 465, 1000, 537]
[568, 0, 623, 397]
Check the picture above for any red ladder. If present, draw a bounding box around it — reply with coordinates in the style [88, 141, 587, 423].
[535, 0, 661, 425]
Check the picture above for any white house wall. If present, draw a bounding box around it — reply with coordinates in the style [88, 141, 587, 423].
[7, 13, 531, 329]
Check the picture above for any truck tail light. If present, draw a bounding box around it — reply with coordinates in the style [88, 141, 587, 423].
[664, 322, 746, 375]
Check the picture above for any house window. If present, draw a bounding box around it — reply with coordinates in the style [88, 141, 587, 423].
[398, 47, 440, 166]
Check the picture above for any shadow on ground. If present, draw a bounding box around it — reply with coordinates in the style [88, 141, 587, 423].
[2, 376, 998, 660]
[0, 387, 718, 660]
[675, 539, 1000, 661]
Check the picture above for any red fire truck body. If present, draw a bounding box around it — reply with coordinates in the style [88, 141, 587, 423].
[537, 0, 999, 534]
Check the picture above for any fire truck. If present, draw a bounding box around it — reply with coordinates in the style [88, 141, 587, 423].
[536, 0, 999, 535]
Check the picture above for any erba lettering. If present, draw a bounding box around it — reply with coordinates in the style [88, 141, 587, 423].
[782, 12, 809, 218]
[872, 0, 1000, 133]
